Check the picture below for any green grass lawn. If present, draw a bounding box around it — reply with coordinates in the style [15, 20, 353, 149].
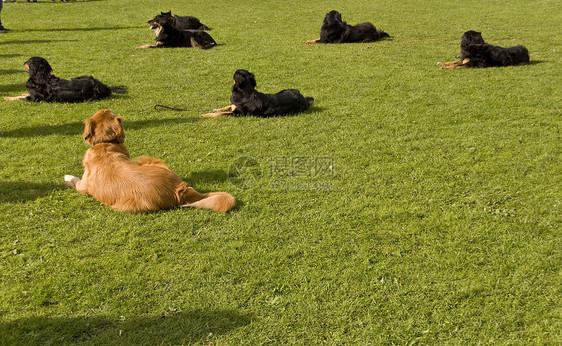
[0, 0, 560, 344]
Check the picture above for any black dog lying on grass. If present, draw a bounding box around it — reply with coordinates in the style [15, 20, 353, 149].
[202, 69, 314, 117]
[438, 30, 530, 69]
[154, 11, 210, 31]
[136, 12, 216, 49]
[3, 57, 126, 102]
[305, 10, 389, 44]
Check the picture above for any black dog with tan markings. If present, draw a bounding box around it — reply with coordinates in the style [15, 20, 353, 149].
[3, 57, 126, 103]
[151, 11, 210, 31]
[202, 69, 314, 118]
[438, 30, 530, 69]
[305, 10, 389, 44]
[136, 13, 216, 49]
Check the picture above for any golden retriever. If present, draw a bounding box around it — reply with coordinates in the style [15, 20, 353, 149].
[64, 109, 235, 213]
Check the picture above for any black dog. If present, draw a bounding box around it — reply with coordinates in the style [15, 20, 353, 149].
[202, 69, 314, 117]
[151, 11, 210, 31]
[438, 30, 530, 69]
[305, 10, 389, 44]
[3, 57, 126, 102]
[136, 13, 216, 49]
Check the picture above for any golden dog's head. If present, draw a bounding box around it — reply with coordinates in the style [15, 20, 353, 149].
[83, 109, 125, 146]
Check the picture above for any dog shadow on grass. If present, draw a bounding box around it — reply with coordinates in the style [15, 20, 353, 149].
[182, 170, 245, 211]
[0, 39, 78, 45]
[0, 69, 27, 76]
[0, 54, 24, 58]
[0, 83, 26, 94]
[0, 309, 254, 344]
[22, 26, 143, 33]
[186, 170, 246, 211]
[0, 117, 202, 138]
[187, 170, 229, 185]
[0, 181, 64, 204]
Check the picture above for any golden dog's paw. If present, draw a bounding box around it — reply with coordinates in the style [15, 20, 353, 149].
[64, 175, 80, 189]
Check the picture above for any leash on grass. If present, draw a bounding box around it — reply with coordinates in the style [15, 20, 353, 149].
[154, 104, 190, 111]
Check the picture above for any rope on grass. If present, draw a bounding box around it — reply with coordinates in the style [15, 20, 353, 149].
[154, 104, 190, 111]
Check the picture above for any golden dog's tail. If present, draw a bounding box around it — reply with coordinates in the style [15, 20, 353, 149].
[177, 183, 235, 213]
[184, 192, 236, 213]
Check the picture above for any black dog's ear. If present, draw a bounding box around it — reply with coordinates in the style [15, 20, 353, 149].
[248, 72, 257, 88]
[233, 69, 258, 90]
[475, 32, 484, 42]
[325, 10, 341, 24]
[335, 11, 342, 22]
[26, 57, 52, 84]
[234, 70, 247, 86]
[234, 70, 257, 89]
[162, 11, 171, 15]
[463, 30, 483, 45]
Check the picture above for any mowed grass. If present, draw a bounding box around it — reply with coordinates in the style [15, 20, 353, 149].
[0, 0, 560, 344]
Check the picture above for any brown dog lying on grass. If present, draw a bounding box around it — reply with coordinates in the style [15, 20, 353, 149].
[64, 109, 235, 213]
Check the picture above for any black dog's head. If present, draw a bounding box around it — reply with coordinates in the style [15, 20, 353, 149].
[461, 30, 485, 46]
[148, 11, 174, 30]
[24, 56, 53, 83]
[324, 10, 344, 26]
[233, 69, 257, 92]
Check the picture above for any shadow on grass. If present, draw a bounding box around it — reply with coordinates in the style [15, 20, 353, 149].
[0, 83, 26, 93]
[0, 309, 254, 344]
[187, 170, 229, 185]
[21, 26, 143, 33]
[0, 181, 63, 204]
[307, 106, 326, 113]
[183, 170, 244, 211]
[0, 117, 201, 138]
[0, 69, 26, 75]
[0, 54, 24, 58]
[0, 39, 78, 45]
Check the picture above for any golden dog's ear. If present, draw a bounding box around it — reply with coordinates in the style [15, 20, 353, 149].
[110, 116, 125, 143]
[83, 117, 96, 145]
[82, 110, 125, 145]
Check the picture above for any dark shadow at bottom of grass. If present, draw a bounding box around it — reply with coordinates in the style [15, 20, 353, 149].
[21, 25, 141, 33]
[0, 309, 254, 344]
[0, 83, 27, 93]
[0, 69, 27, 75]
[307, 106, 326, 113]
[0, 39, 78, 45]
[0, 54, 25, 58]
[187, 170, 229, 185]
[0, 116, 202, 138]
[0, 181, 64, 204]
[185, 170, 244, 211]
